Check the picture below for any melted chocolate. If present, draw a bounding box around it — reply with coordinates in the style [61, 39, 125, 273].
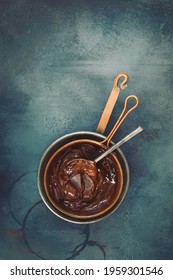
[46, 143, 120, 216]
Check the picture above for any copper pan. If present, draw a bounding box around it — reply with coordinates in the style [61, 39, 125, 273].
[38, 78, 139, 223]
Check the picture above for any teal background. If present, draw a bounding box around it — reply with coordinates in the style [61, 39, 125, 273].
[0, 0, 173, 259]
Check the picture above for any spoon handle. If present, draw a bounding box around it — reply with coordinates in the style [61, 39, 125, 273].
[95, 126, 143, 163]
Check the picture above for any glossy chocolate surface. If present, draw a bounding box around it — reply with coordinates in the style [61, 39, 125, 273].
[45, 143, 121, 216]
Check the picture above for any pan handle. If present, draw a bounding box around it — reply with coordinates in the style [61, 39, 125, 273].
[96, 72, 129, 134]
[101, 95, 139, 147]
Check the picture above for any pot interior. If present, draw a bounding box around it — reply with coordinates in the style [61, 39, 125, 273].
[44, 139, 123, 219]
[38, 131, 130, 224]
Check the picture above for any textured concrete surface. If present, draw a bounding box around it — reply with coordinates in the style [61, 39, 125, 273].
[0, 0, 173, 259]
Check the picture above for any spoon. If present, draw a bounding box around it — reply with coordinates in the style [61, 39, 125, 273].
[95, 126, 143, 163]
[70, 126, 143, 188]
